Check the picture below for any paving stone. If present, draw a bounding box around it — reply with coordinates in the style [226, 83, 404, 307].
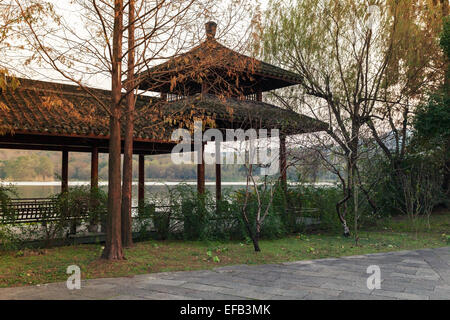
[302, 293, 341, 300]
[371, 289, 430, 300]
[337, 292, 394, 300]
[320, 281, 373, 295]
[1, 246, 448, 300]
[141, 278, 187, 287]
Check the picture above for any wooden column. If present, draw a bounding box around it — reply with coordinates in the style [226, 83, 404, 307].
[138, 154, 145, 204]
[61, 150, 69, 193]
[280, 136, 287, 191]
[256, 90, 262, 102]
[91, 146, 99, 190]
[197, 143, 205, 194]
[62, 149, 75, 234]
[89, 146, 100, 233]
[215, 140, 221, 201]
[215, 164, 221, 201]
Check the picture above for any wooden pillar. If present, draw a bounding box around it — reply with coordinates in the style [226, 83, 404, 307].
[256, 90, 262, 102]
[197, 143, 205, 194]
[62, 150, 69, 193]
[91, 146, 99, 190]
[215, 140, 221, 201]
[215, 164, 221, 201]
[62, 149, 75, 234]
[89, 146, 100, 233]
[280, 136, 287, 191]
[138, 154, 145, 204]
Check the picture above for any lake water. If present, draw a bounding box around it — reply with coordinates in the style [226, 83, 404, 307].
[0, 181, 247, 204]
[1, 181, 337, 205]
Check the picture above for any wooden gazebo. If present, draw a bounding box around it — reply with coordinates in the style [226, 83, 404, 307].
[0, 21, 327, 205]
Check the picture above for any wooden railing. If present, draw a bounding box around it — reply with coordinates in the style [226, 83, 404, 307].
[0, 198, 91, 224]
[0, 198, 320, 226]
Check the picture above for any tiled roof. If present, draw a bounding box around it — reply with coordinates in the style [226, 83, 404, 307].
[137, 39, 303, 93]
[0, 78, 326, 144]
[163, 94, 327, 135]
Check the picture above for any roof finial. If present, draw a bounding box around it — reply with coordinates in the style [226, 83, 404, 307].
[205, 21, 217, 40]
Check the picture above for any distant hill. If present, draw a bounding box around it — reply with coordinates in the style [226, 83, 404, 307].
[0, 149, 249, 182]
[0, 148, 335, 183]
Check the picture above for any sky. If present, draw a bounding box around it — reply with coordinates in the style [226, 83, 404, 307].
[25, 0, 271, 90]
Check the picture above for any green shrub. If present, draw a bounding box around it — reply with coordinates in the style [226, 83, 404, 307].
[11, 186, 108, 248]
[0, 184, 17, 222]
[233, 184, 288, 240]
[0, 185, 21, 251]
[135, 201, 156, 239]
[138, 182, 354, 241]
[288, 184, 343, 232]
[0, 224, 21, 251]
[207, 190, 242, 240]
[178, 186, 211, 240]
[57, 186, 106, 220]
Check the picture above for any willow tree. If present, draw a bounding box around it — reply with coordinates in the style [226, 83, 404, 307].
[413, 15, 450, 201]
[261, 0, 446, 237]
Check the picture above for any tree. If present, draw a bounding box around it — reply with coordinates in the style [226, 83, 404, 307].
[228, 136, 284, 252]
[261, 0, 446, 238]
[15, 0, 204, 259]
[14, 0, 256, 257]
[412, 16, 450, 201]
[120, 0, 136, 248]
[101, 0, 125, 260]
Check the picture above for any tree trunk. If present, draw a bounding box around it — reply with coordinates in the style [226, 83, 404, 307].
[353, 165, 359, 245]
[336, 159, 352, 237]
[121, 0, 135, 248]
[243, 220, 260, 252]
[253, 225, 261, 252]
[251, 235, 261, 252]
[102, 0, 124, 260]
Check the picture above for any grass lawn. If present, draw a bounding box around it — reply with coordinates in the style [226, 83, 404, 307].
[0, 212, 449, 288]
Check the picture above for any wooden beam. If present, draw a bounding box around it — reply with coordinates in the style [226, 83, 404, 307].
[91, 146, 99, 190]
[0, 133, 177, 155]
[138, 154, 145, 204]
[62, 150, 69, 193]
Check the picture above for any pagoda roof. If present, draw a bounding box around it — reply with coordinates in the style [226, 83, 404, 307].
[0, 78, 326, 154]
[136, 38, 303, 94]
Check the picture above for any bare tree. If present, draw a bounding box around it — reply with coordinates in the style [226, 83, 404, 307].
[14, 0, 208, 259]
[12, 0, 258, 258]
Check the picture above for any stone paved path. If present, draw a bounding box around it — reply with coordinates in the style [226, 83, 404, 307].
[1, 247, 449, 300]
